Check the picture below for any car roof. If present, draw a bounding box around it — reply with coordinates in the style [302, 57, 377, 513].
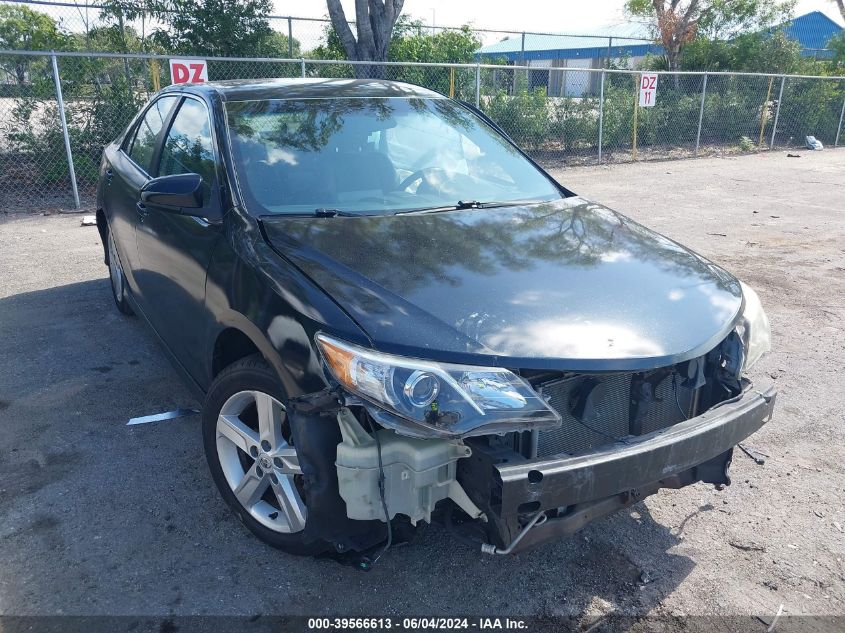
[162, 77, 446, 102]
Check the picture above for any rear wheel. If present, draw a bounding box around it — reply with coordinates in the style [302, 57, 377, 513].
[202, 355, 328, 555]
[107, 229, 134, 316]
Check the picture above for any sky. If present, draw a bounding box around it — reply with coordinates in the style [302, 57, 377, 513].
[275, 0, 845, 33]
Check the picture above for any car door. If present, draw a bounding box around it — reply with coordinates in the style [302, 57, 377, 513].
[102, 95, 180, 293]
[133, 95, 223, 384]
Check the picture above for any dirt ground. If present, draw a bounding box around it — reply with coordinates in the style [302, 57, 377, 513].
[0, 151, 843, 623]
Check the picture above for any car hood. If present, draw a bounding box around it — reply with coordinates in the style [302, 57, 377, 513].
[261, 197, 742, 371]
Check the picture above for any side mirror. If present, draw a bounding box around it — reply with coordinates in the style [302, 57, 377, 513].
[141, 173, 203, 210]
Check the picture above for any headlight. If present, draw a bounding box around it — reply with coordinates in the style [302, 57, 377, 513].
[316, 333, 561, 436]
[738, 281, 771, 371]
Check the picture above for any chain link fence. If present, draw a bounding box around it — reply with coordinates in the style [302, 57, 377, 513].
[1, 51, 844, 211]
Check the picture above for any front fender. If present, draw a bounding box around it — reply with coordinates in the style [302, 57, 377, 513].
[203, 210, 368, 397]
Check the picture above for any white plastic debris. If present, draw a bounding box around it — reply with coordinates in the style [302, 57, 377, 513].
[805, 136, 824, 150]
[81, 215, 97, 226]
[767, 603, 784, 632]
[127, 408, 199, 425]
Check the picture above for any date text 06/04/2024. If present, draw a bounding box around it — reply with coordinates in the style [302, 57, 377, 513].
[306, 617, 529, 630]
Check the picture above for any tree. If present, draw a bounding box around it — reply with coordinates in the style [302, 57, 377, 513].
[389, 19, 481, 64]
[0, 5, 68, 84]
[832, 0, 845, 22]
[625, 0, 794, 72]
[310, 17, 479, 64]
[325, 0, 405, 78]
[681, 30, 804, 72]
[72, 24, 145, 53]
[308, 17, 481, 91]
[94, 1, 150, 54]
[388, 19, 482, 94]
[145, 0, 276, 56]
[263, 31, 302, 58]
[629, 0, 699, 72]
[829, 31, 845, 72]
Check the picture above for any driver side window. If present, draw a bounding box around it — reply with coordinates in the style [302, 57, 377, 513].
[157, 98, 216, 204]
[127, 96, 178, 173]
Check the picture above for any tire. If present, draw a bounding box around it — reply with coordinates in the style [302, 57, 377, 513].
[202, 354, 329, 555]
[107, 228, 134, 316]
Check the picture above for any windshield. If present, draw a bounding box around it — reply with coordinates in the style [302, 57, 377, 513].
[225, 97, 562, 215]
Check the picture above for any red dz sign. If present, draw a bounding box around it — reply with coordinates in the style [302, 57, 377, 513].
[639, 73, 658, 107]
[169, 59, 208, 85]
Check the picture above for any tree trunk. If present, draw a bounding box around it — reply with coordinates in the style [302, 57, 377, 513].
[325, 0, 404, 79]
[666, 44, 681, 90]
[651, 0, 699, 84]
[15, 61, 26, 86]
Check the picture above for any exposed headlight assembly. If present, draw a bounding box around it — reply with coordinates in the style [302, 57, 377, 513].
[316, 333, 562, 438]
[738, 281, 771, 372]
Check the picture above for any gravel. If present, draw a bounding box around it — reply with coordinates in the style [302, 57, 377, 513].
[0, 150, 843, 619]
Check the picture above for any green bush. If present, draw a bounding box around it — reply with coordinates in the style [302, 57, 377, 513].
[601, 82, 635, 150]
[550, 96, 599, 151]
[738, 136, 756, 151]
[482, 88, 552, 149]
[776, 78, 844, 146]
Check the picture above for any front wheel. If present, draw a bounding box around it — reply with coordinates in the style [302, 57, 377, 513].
[202, 355, 328, 555]
[107, 229, 134, 316]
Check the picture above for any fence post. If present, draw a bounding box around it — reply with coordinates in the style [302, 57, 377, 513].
[51, 53, 80, 210]
[287, 17, 294, 58]
[520, 32, 526, 80]
[150, 58, 161, 92]
[520, 33, 525, 65]
[597, 70, 605, 164]
[301, 58, 306, 78]
[695, 73, 707, 156]
[769, 76, 785, 150]
[117, 12, 131, 87]
[836, 92, 845, 148]
[758, 76, 774, 148]
[632, 73, 641, 161]
[475, 63, 481, 108]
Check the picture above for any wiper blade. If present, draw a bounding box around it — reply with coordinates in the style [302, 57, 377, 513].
[395, 199, 551, 215]
[262, 208, 360, 218]
[313, 208, 358, 217]
[395, 200, 487, 216]
[475, 199, 555, 209]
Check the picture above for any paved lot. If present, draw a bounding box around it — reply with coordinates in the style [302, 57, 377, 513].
[0, 151, 843, 619]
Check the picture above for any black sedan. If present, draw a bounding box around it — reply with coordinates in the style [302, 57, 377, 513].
[96, 78, 774, 559]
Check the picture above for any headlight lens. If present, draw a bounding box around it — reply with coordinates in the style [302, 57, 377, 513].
[739, 281, 771, 371]
[316, 333, 560, 435]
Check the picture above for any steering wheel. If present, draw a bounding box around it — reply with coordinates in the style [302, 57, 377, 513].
[396, 167, 447, 192]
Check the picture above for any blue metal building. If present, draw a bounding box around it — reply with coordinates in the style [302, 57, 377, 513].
[773, 11, 843, 59]
[475, 12, 843, 96]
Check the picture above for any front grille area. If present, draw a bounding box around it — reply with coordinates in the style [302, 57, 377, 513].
[536, 372, 695, 457]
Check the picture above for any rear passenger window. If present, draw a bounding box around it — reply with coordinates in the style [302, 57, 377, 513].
[158, 98, 216, 203]
[128, 96, 178, 172]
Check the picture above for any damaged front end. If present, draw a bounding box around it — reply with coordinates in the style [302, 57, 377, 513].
[286, 309, 774, 560]
[286, 388, 488, 561]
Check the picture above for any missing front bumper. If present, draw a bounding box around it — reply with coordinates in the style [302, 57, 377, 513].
[459, 385, 777, 552]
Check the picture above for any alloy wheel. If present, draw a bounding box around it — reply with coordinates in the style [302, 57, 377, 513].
[107, 231, 125, 301]
[215, 390, 307, 533]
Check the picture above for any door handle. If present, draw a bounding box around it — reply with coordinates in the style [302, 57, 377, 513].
[136, 200, 148, 221]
